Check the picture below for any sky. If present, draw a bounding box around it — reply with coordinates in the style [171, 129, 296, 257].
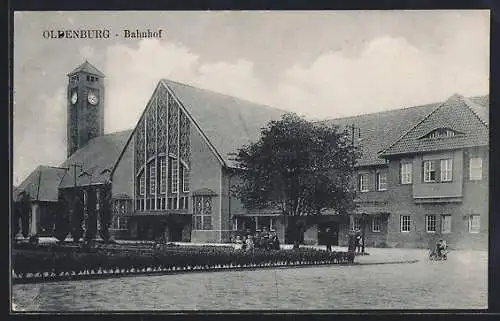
[13, 10, 490, 185]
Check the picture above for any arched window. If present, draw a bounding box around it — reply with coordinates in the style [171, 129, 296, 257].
[183, 165, 190, 193]
[159, 156, 167, 194]
[171, 160, 179, 193]
[138, 170, 145, 196]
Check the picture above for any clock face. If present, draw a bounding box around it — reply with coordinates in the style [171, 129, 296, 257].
[88, 91, 99, 105]
[71, 91, 78, 104]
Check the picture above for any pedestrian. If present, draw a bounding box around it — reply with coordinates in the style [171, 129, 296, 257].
[234, 235, 243, 250]
[347, 231, 356, 254]
[325, 227, 332, 252]
[245, 234, 254, 251]
[270, 231, 280, 250]
[355, 229, 362, 253]
[436, 239, 444, 258]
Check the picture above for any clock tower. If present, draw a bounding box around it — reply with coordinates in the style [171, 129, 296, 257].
[67, 60, 105, 157]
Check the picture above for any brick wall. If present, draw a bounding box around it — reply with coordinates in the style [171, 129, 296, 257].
[385, 148, 488, 250]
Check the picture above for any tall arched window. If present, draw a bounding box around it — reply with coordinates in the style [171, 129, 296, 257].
[171, 160, 179, 194]
[149, 160, 156, 195]
[160, 156, 167, 194]
[183, 165, 190, 193]
[136, 170, 145, 211]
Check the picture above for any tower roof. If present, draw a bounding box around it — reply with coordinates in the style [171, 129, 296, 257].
[67, 60, 105, 77]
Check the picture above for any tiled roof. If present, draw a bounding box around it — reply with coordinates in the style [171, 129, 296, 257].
[67, 60, 105, 77]
[16, 165, 67, 202]
[379, 94, 489, 157]
[59, 130, 132, 188]
[319, 102, 439, 167]
[162, 80, 287, 168]
[462, 96, 489, 126]
[469, 95, 489, 109]
[320, 94, 488, 166]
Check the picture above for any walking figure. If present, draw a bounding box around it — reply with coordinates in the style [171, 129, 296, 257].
[325, 227, 332, 252]
[355, 229, 362, 253]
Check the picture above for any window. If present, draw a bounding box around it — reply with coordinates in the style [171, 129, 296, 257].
[377, 172, 387, 191]
[183, 166, 190, 193]
[149, 161, 156, 194]
[423, 128, 460, 139]
[160, 157, 167, 194]
[113, 216, 128, 230]
[359, 174, 369, 192]
[441, 215, 452, 233]
[96, 190, 100, 211]
[86, 75, 90, 81]
[426, 215, 436, 233]
[270, 218, 277, 231]
[423, 160, 436, 182]
[118, 217, 128, 230]
[400, 215, 411, 232]
[469, 157, 483, 180]
[440, 159, 453, 182]
[351, 217, 361, 231]
[372, 216, 381, 232]
[400, 163, 412, 184]
[193, 196, 212, 230]
[172, 161, 179, 193]
[468, 215, 480, 233]
[139, 172, 145, 196]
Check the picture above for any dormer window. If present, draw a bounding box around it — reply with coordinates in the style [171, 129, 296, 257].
[420, 128, 462, 140]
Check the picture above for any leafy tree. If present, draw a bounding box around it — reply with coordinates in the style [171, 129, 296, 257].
[71, 190, 84, 242]
[85, 188, 97, 241]
[99, 184, 112, 242]
[18, 191, 31, 238]
[233, 113, 359, 240]
[12, 193, 22, 239]
[54, 193, 70, 242]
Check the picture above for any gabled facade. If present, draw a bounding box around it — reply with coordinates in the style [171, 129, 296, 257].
[377, 94, 489, 250]
[318, 94, 488, 250]
[110, 79, 286, 242]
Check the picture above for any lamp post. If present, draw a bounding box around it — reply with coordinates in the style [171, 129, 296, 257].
[361, 213, 367, 254]
[346, 124, 362, 252]
[99, 168, 112, 242]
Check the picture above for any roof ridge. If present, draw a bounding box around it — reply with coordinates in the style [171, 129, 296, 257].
[378, 95, 452, 156]
[161, 78, 288, 114]
[103, 129, 133, 136]
[320, 93, 488, 124]
[68, 60, 106, 77]
[459, 96, 489, 128]
[320, 101, 442, 124]
[40, 165, 68, 170]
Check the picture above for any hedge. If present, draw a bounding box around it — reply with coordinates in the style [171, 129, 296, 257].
[12, 246, 355, 279]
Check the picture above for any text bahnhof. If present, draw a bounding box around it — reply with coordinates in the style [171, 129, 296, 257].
[42, 29, 164, 39]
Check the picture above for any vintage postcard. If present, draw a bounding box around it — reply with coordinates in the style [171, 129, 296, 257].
[11, 10, 489, 311]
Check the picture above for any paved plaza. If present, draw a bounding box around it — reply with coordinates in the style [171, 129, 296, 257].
[12, 248, 487, 311]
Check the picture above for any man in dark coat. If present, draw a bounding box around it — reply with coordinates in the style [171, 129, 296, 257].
[347, 231, 356, 254]
[325, 227, 332, 252]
